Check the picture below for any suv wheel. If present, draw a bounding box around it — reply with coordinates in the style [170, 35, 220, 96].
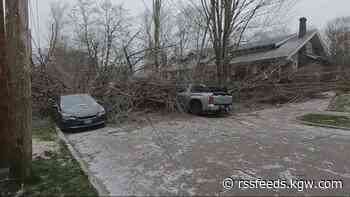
[190, 100, 202, 115]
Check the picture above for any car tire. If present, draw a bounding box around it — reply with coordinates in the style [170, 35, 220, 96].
[190, 100, 202, 115]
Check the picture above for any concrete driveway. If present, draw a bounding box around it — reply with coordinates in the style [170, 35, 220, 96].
[65, 96, 350, 196]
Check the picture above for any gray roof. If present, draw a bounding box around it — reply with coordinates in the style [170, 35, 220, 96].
[237, 34, 296, 51]
[230, 29, 320, 64]
[164, 29, 326, 73]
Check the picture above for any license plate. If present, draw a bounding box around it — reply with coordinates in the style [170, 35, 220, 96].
[84, 119, 92, 124]
[216, 96, 226, 103]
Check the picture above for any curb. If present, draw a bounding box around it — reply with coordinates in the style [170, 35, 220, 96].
[296, 119, 350, 131]
[56, 127, 110, 196]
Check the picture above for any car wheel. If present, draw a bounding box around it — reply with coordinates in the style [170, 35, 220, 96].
[57, 119, 67, 131]
[190, 100, 202, 115]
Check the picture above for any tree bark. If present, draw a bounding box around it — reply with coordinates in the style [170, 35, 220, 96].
[201, 0, 270, 87]
[0, 0, 11, 169]
[5, 0, 32, 189]
[153, 0, 161, 74]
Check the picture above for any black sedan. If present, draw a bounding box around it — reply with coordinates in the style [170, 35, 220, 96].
[54, 94, 106, 130]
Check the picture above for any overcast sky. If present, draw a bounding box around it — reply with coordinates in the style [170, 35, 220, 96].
[30, 0, 350, 47]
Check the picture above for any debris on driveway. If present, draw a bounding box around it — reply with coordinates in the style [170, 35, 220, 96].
[65, 96, 350, 196]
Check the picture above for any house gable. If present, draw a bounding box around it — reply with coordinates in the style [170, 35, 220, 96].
[230, 29, 328, 65]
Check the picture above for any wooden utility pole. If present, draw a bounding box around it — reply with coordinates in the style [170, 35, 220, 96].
[4, 0, 32, 189]
[0, 0, 11, 170]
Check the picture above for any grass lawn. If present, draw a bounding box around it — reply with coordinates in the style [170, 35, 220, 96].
[26, 120, 98, 196]
[299, 113, 350, 128]
[328, 94, 350, 113]
[32, 122, 57, 142]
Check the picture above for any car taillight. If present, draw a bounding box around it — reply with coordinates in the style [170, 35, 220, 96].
[208, 96, 214, 104]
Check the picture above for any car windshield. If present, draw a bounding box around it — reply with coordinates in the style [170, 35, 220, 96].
[208, 86, 228, 93]
[61, 94, 96, 109]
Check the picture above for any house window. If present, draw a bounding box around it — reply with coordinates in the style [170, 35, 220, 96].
[306, 42, 313, 54]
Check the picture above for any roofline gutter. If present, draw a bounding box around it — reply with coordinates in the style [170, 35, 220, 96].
[230, 56, 289, 65]
[276, 34, 296, 47]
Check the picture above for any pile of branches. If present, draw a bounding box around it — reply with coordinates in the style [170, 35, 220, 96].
[32, 66, 70, 116]
[237, 81, 339, 103]
[92, 78, 181, 119]
[232, 64, 346, 103]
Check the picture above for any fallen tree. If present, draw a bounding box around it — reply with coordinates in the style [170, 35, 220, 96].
[31, 66, 71, 116]
[92, 78, 182, 122]
[230, 64, 348, 103]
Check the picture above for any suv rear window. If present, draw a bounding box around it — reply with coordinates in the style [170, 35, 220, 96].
[191, 85, 210, 93]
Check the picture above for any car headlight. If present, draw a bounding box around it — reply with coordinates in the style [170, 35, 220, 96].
[62, 113, 76, 120]
[98, 109, 106, 116]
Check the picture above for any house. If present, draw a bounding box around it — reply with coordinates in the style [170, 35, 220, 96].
[229, 17, 329, 81]
[163, 17, 330, 82]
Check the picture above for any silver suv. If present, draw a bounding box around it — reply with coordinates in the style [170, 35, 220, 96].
[177, 84, 233, 115]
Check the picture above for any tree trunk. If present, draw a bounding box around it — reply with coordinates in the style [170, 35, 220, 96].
[153, 0, 161, 74]
[5, 0, 32, 189]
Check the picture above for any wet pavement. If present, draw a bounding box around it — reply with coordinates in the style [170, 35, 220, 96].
[65, 96, 350, 196]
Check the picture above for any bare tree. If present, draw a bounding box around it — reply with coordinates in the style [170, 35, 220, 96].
[70, 0, 99, 68]
[325, 16, 350, 67]
[47, 1, 69, 62]
[153, 0, 162, 73]
[31, 1, 72, 115]
[35, 0, 69, 67]
[174, 2, 212, 71]
[139, 0, 177, 76]
[200, 0, 294, 86]
[70, 0, 132, 68]
[174, 4, 208, 58]
[97, 0, 130, 68]
[242, 0, 296, 42]
[122, 30, 142, 73]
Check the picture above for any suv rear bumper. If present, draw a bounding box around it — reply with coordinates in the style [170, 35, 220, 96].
[206, 104, 232, 112]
